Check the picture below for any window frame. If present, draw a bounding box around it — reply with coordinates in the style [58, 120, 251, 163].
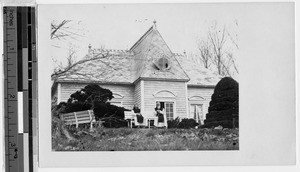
[189, 102, 204, 124]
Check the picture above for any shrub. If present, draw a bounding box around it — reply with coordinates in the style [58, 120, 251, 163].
[63, 101, 92, 113]
[68, 84, 113, 104]
[208, 101, 237, 111]
[167, 117, 181, 128]
[177, 118, 198, 129]
[56, 84, 114, 114]
[204, 77, 239, 129]
[214, 77, 239, 91]
[101, 117, 128, 128]
[167, 118, 199, 129]
[93, 101, 130, 128]
[205, 109, 235, 119]
[54, 84, 130, 128]
[93, 101, 130, 120]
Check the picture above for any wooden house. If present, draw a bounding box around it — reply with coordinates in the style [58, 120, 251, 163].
[52, 22, 221, 124]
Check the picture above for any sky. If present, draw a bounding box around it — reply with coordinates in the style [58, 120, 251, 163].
[47, 3, 239, 66]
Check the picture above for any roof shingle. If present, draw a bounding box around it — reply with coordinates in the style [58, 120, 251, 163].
[55, 25, 221, 86]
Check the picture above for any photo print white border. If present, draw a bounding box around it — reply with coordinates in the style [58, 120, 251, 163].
[37, 2, 295, 168]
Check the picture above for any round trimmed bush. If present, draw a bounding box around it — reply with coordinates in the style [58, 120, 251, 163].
[204, 77, 239, 128]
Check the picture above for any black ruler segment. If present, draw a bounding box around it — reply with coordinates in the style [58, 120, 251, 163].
[21, 8, 28, 48]
[16, 8, 22, 91]
[4, 6, 37, 172]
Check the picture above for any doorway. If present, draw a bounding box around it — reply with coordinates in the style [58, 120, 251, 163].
[156, 101, 174, 121]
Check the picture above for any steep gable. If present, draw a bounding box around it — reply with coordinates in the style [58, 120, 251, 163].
[130, 23, 190, 82]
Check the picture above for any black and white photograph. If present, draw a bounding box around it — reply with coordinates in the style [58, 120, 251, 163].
[50, 3, 239, 151]
[36, 2, 295, 167]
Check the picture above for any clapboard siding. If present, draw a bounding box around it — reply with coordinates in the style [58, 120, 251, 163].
[187, 87, 214, 119]
[60, 83, 135, 110]
[143, 80, 188, 119]
[134, 81, 141, 109]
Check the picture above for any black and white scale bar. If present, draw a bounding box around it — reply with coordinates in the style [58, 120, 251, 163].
[4, 7, 19, 172]
[4, 6, 36, 172]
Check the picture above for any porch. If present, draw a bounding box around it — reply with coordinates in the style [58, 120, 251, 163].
[124, 110, 168, 128]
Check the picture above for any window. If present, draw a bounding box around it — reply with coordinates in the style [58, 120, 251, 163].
[165, 102, 174, 120]
[154, 54, 171, 71]
[190, 104, 203, 125]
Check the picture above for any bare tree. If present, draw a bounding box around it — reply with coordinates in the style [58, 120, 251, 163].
[197, 40, 212, 69]
[208, 23, 228, 76]
[51, 50, 110, 81]
[51, 20, 71, 39]
[50, 20, 108, 81]
[197, 21, 239, 77]
[51, 20, 86, 40]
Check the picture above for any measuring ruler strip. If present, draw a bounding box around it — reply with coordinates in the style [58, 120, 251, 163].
[4, 6, 37, 172]
[4, 7, 19, 172]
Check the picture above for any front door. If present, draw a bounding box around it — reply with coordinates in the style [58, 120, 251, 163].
[190, 104, 203, 125]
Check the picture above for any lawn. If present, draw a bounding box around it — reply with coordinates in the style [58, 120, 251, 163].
[52, 126, 239, 151]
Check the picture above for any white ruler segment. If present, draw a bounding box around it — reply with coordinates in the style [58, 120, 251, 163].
[18, 92, 23, 133]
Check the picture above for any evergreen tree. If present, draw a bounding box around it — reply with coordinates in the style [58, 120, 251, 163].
[203, 77, 239, 128]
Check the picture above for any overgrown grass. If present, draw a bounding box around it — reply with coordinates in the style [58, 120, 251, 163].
[52, 125, 239, 151]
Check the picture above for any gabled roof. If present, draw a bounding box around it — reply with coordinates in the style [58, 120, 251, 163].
[175, 54, 222, 86]
[54, 51, 221, 86]
[55, 51, 135, 84]
[54, 23, 221, 86]
[130, 24, 190, 82]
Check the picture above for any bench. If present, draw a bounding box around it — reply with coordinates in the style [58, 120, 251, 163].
[124, 111, 146, 128]
[60, 110, 96, 129]
[124, 111, 135, 128]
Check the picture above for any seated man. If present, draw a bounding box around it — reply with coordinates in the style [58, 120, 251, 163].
[132, 105, 144, 125]
[136, 113, 144, 123]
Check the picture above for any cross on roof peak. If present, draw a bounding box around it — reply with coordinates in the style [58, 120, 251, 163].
[153, 20, 157, 30]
